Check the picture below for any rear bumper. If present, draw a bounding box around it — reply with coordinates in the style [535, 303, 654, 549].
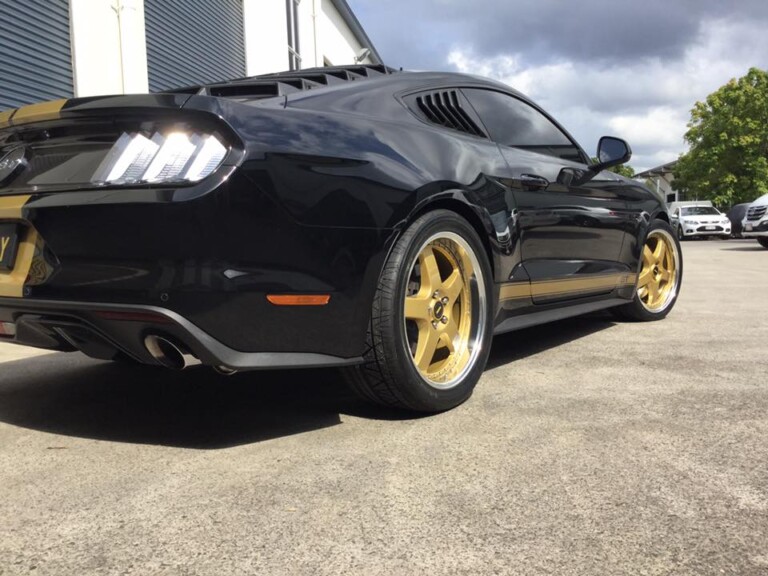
[0, 168, 397, 360]
[0, 298, 363, 370]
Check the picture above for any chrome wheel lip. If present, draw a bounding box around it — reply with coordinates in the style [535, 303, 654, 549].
[403, 231, 487, 391]
[638, 228, 680, 313]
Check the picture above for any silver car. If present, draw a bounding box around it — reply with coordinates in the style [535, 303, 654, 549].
[741, 193, 768, 248]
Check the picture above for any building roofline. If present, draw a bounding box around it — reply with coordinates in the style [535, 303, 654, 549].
[635, 159, 678, 179]
[329, 0, 383, 65]
[634, 160, 677, 178]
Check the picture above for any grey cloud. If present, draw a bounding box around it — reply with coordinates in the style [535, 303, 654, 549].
[353, 0, 768, 68]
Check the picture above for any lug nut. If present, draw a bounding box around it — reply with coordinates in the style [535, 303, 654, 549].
[441, 297, 449, 305]
[431, 320, 438, 328]
[433, 291, 440, 299]
[441, 316, 448, 324]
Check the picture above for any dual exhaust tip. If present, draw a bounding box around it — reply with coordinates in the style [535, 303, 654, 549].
[144, 334, 201, 370]
[144, 334, 237, 375]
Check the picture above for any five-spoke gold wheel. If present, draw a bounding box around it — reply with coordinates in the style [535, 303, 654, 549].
[403, 232, 486, 389]
[637, 229, 679, 312]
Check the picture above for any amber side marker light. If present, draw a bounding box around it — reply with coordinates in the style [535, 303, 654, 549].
[266, 294, 331, 306]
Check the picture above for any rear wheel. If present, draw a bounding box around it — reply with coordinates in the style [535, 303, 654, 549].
[343, 210, 493, 412]
[613, 220, 682, 321]
[758, 238, 768, 249]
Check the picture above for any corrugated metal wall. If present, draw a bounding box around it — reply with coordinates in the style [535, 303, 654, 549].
[145, 0, 246, 91]
[0, 0, 74, 110]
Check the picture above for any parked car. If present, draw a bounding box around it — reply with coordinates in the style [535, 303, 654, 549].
[0, 65, 682, 412]
[726, 203, 750, 238]
[670, 204, 731, 240]
[742, 194, 768, 248]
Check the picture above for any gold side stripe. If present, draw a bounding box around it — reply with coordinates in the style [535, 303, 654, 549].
[499, 283, 531, 300]
[10, 99, 67, 125]
[0, 194, 34, 298]
[500, 272, 637, 301]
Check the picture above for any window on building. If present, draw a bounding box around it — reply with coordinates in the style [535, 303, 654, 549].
[287, 0, 301, 70]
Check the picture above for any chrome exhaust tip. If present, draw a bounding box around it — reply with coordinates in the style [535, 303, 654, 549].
[144, 334, 201, 370]
[214, 365, 238, 376]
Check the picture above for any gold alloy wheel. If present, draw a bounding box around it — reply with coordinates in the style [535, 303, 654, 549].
[637, 229, 679, 312]
[403, 232, 486, 389]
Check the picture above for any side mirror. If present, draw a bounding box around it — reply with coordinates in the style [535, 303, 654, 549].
[591, 136, 632, 172]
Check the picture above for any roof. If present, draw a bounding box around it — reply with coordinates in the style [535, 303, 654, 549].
[329, 0, 383, 65]
[635, 160, 678, 179]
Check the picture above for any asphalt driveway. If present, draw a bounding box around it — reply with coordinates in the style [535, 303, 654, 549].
[1, 239, 766, 575]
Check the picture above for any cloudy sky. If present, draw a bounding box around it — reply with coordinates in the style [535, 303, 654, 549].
[350, 0, 768, 172]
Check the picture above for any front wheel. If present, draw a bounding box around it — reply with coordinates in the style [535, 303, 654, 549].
[343, 210, 494, 412]
[758, 238, 768, 249]
[677, 225, 685, 241]
[613, 219, 683, 321]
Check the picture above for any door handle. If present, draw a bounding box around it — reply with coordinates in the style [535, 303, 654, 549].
[520, 173, 550, 190]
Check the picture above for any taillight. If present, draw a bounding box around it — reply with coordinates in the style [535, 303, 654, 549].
[93, 130, 228, 185]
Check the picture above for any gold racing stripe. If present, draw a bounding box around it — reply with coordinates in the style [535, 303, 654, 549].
[10, 99, 67, 125]
[0, 195, 35, 298]
[500, 272, 637, 301]
[499, 283, 531, 301]
[0, 109, 14, 129]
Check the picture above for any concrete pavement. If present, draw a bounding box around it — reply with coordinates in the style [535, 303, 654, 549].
[0, 239, 767, 575]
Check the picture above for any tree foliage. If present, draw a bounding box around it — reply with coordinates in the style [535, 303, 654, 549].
[675, 67, 768, 206]
[591, 158, 635, 178]
[608, 164, 635, 178]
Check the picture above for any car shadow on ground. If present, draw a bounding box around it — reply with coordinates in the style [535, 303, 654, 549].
[0, 313, 616, 449]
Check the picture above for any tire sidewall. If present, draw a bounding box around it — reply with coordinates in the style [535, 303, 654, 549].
[629, 219, 684, 321]
[381, 210, 494, 411]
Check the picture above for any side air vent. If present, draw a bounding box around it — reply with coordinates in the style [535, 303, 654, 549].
[406, 90, 486, 138]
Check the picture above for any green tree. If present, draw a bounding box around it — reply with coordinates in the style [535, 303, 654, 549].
[609, 164, 635, 178]
[675, 67, 768, 206]
[591, 158, 635, 178]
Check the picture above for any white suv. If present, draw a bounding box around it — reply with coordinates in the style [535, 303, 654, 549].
[671, 205, 732, 240]
[742, 194, 768, 248]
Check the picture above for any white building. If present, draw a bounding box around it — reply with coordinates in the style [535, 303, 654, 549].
[635, 161, 679, 204]
[0, 0, 381, 110]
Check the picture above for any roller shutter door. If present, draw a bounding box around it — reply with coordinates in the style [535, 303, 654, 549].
[0, 0, 74, 110]
[145, 0, 246, 92]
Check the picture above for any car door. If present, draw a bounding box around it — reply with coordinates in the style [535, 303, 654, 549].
[462, 88, 635, 304]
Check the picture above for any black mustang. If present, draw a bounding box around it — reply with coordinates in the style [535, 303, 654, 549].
[0, 65, 682, 412]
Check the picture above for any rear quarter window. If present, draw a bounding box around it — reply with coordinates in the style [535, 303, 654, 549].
[463, 88, 585, 163]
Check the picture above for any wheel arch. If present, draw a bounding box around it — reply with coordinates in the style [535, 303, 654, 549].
[406, 195, 497, 280]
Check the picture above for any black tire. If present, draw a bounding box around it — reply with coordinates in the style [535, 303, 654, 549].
[343, 209, 494, 412]
[612, 219, 683, 322]
[677, 225, 684, 241]
[758, 238, 768, 249]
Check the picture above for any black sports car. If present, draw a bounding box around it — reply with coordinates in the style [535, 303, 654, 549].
[0, 65, 682, 412]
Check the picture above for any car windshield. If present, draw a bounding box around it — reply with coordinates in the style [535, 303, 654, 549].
[681, 207, 719, 216]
